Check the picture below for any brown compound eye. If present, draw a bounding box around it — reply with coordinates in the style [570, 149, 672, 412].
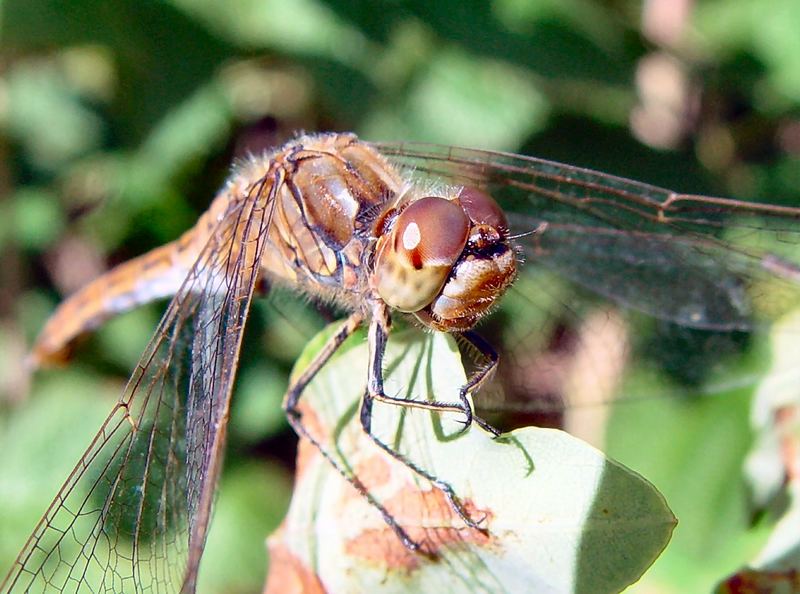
[373, 196, 470, 312]
[457, 186, 508, 232]
[395, 197, 470, 269]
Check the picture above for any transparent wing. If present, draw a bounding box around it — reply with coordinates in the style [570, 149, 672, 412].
[375, 141, 800, 330]
[374, 141, 800, 424]
[0, 173, 276, 594]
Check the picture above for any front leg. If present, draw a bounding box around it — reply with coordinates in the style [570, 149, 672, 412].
[457, 330, 502, 437]
[361, 302, 477, 429]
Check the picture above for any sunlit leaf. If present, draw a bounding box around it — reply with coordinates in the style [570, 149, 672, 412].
[267, 325, 675, 594]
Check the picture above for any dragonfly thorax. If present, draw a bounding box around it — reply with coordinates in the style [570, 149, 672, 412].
[256, 134, 516, 330]
[257, 134, 402, 302]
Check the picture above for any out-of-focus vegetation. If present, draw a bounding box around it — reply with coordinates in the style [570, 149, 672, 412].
[1, 1, 800, 592]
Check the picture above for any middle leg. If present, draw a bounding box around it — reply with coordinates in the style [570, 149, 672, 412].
[360, 301, 487, 532]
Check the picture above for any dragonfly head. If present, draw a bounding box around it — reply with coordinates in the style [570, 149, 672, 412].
[373, 186, 517, 331]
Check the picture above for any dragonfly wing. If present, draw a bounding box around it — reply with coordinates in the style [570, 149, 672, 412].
[508, 215, 757, 330]
[1, 173, 277, 594]
[375, 141, 800, 330]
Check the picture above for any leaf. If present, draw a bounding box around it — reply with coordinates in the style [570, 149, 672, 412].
[745, 308, 800, 513]
[716, 484, 800, 593]
[716, 308, 800, 592]
[265, 324, 675, 594]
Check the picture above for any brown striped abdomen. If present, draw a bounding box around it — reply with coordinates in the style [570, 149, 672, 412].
[28, 236, 200, 369]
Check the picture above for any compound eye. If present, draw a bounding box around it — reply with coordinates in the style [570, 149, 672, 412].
[374, 197, 469, 312]
[394, 197, 470, 269]
[457, 187, 508, 232]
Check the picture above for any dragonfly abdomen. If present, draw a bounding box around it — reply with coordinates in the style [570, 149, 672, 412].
[28, 235, 201, 368]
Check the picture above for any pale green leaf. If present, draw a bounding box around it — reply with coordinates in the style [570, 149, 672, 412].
[269, 325, 675, 594]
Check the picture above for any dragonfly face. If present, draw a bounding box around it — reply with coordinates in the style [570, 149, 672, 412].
[4, 132, 800, 593]
[373, 187, 517, 331]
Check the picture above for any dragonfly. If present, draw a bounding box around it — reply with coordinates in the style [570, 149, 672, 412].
[3, 132, 800, 593]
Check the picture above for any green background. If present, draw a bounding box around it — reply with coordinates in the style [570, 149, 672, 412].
[1, 1, 800, 592]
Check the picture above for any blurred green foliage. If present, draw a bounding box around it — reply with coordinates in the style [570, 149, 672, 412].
[1, 1, 800, 593]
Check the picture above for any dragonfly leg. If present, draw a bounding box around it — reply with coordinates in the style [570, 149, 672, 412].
[363, 306, 477, 428]
[282, 312, 363, 414]
[362, 305, 488, 534]
[281, 312, 425, 553]
[457, 331, 502, 437]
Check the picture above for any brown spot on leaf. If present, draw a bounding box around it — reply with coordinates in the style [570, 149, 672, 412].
[293, 403, 329, 479]
[353, 453, 392, 489]
[345, 486, 494, 572]
[264, 530, 328, 594]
